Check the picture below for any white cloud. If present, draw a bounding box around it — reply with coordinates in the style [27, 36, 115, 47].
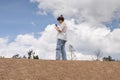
[31, 0, 120, 23]
[0, 37, 8, 48]
[66, 20, 120, 55]
[29, 0, 120, 59]
[36, 10, 47, 15]
[0, 20, 120, 60]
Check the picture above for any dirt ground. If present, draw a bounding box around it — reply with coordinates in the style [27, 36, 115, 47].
[0, 59, 120, 80]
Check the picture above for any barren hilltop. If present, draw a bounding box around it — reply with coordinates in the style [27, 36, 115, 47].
[0, 59, 120, 80]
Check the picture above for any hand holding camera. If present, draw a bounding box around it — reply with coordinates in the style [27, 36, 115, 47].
[54, 24, 59, 30]
[55, 24, 58, 27]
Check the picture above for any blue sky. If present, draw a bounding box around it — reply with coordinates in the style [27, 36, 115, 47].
[0, 0, 57, 41]
[0, 0, 119, 41]
[105, 18, 120, 31]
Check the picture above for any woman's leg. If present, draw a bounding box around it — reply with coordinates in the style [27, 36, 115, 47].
[61, 40, 67, 60]
[56, 39, 62, 60]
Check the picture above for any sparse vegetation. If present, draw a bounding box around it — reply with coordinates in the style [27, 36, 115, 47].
[12, 54, 21, 59]
[0, 56, 5, 58]
[33, 55, 39, 59]
[27, 50, 39, 59]
[103, 56, 115, 61]
[28, 50, 33, 59]
[10, 50, 39, 60]
[94, 49, 103, 61]
[69, 45, 77, 60]
[23, 55, 27, 59]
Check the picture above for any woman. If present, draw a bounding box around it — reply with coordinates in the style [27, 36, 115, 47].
[55, 15, 67, 60]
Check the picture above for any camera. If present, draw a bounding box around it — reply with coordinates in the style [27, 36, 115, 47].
[55, 24, 57, 26]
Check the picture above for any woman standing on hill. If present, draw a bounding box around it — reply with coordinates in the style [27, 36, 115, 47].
[55, 15, 67, 60]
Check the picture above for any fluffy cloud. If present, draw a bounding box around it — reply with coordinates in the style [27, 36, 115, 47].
[0, 20, 120, 60]
[66, 20, 120, 55]
[29, 0, 120, 59]
[0, 23, 93, 60]
[31, 0, 120, 23]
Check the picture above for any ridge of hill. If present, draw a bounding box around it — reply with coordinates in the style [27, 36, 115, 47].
[0, 59, 120, 80]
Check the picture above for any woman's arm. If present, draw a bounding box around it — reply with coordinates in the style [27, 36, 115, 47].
[55, 26, 62, 32]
